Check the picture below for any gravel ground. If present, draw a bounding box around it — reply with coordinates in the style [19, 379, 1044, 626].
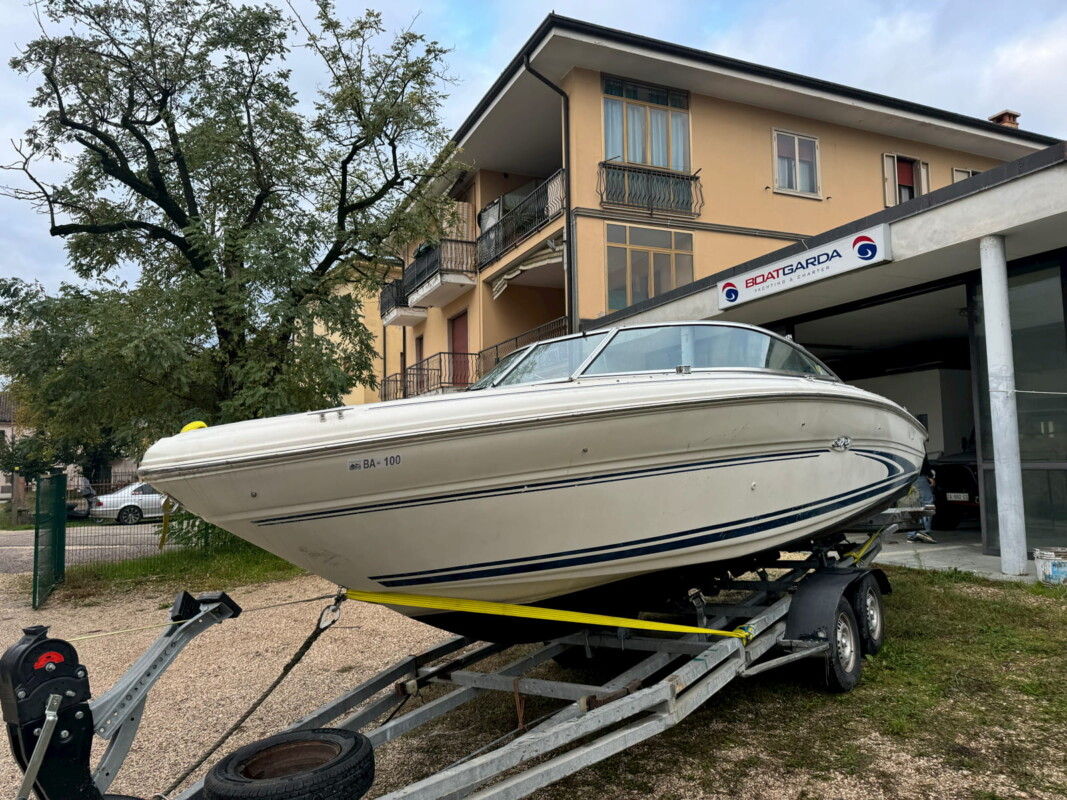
[0, 571, 447, 798]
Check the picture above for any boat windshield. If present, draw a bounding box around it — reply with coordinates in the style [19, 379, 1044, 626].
[469, 347, 529, 390]
[494, 333, 609, 387]
[582, 325, 829, 377]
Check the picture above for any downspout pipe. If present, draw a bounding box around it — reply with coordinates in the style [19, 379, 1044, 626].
[524, 56, 578, 334]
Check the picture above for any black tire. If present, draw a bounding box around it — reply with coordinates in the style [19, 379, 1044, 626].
[823, 596, 862, 693]
[204, 728, 373, 800]
[850, 575, 885, 656]
[117, 505, 143, 525]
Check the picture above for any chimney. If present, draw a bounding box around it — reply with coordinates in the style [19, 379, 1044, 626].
[988, 109, 1021, 129]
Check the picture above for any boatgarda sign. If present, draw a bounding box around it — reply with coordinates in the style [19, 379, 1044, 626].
[718, 224, 892, 309]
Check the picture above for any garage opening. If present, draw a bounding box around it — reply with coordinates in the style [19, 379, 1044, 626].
[782, 283, 981, 544]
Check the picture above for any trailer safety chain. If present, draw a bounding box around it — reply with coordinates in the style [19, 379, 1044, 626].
[345, 589, 755, 644]
[161, 589, 348, 796]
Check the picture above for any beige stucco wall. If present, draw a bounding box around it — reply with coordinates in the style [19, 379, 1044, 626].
[369, 64, 1017, 398]
[560, 66, 1004, 322]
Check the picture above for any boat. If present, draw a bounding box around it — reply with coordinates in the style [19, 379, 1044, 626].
[139, 322, 926, 640]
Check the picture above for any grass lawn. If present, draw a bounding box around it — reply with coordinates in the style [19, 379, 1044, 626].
[366, 567, 1067, 800]
[37, 545, 305, 602]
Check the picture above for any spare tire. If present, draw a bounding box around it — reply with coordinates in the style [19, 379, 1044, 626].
[204, 728, 373, 800]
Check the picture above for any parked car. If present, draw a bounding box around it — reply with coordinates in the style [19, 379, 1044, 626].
[90, 481, 166, 525]
[929, 449, 980, 530]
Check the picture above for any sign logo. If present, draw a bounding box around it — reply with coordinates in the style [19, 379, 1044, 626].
[716, 224, 891, 310]
[853, 235, 877, 261]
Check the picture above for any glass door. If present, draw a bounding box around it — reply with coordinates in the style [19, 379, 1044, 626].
[970, 249, 1067, 554]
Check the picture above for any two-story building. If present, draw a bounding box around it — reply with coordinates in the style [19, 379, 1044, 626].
[359, 15, 1066, 573]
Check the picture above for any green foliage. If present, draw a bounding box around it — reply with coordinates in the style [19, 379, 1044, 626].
[1, 0, 460, 449]
[163, 509, 252, 553]
[0, 430, 56, 480]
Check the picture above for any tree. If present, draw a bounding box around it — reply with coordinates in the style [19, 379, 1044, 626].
[0, 430, 57, 482]
[1, 0, 458, 450]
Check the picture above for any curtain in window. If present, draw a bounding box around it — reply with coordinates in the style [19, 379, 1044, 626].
[798, 137, 817, 193]
[649, 108, 669, 168]
[604, 99, 624, 162]
[670, 112, 689, 172]
[776, 134, 796, 190]
[626, 103, 647, 164]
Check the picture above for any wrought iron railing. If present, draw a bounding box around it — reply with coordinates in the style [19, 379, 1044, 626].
[379, 279, 407, 317]
[381, 374, 404, 402]
[405, 239, 476, 295]
[477, 316, 568, 375]
[597, 162, 703, 215]
[477, 169, 565, 269]
[381, 352, 480, 401]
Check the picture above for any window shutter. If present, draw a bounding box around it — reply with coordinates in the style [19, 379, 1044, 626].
[883, 154, 897, 207]
[919, 162, 930, 195]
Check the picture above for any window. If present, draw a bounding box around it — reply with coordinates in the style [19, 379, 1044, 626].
[882, 154, 929, 206]
[774, 131, 819, 196]
[582, 325, 830, 376]
[953, 168, 981, 183]
[603, 77, 690, 172]
[495, 334, 608, 387]
[606, 224, 695, 312]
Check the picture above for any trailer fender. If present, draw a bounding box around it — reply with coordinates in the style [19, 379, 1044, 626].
[784, 570, 867, 642]
[868, 568, 893, 596]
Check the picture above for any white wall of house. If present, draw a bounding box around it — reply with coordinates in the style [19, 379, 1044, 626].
[851, 368, 973, 456]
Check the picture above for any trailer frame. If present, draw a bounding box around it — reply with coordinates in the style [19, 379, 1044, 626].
[2, 524, 908, 800]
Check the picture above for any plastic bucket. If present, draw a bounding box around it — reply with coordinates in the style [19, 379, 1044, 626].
[1033, 548, 1067, 587]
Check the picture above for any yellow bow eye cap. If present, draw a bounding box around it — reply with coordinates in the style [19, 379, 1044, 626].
[180, 421, 208, 433]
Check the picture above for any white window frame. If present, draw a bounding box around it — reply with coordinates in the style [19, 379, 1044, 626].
[952, 167, 980, 184]
[772, 129, 822, 199]
[883, 153, 929, 207]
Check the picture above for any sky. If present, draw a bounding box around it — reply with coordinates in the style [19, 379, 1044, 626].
[1, 0, 1066, 291]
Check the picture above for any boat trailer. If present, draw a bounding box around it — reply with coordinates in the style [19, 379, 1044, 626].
[2, 529, 901, 800]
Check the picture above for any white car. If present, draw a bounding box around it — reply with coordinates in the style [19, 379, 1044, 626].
[90, 482, 166, 525]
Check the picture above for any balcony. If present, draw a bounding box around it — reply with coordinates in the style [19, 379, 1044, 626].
[597, 162, 703, 216]
[477, 316, 568, 375]
[405, 239, 477, 307]
[379, 279, 426, 327]
[477, 169, 565, 269]
[381, 352, 480, 401]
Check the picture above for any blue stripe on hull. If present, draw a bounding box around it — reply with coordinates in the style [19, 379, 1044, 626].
[373, 470, 916, 588]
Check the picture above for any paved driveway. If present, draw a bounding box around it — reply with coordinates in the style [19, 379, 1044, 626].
[0, 523, 172, 573]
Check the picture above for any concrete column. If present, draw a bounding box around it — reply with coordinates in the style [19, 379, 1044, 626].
[978, 234, 1028, 576]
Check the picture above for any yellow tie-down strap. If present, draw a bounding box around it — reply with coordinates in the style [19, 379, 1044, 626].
[345, 589, 753, 643]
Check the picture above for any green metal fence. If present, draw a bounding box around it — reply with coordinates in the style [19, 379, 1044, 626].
[33, 474, 67, 608]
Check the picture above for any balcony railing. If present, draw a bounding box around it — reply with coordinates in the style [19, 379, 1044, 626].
[406, 239, 476, 295]
[477, 169, 565, 269]
[379, 279, 407, 317]
[477, 316, 568, 376]
[597, 162, 703, 215]
[382, 352, 480, 401]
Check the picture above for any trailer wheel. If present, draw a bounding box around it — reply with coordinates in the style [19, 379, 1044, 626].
[851, 575, 885, 656]
[204, 728, 373, 800]
[823, 596, 862, 693]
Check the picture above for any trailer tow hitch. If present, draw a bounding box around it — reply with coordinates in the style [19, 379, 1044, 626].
[1, 590, 241, 800]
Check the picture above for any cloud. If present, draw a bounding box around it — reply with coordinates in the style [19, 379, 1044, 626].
[702, 0, 1067, 137]
[2, 0, 1065, 291]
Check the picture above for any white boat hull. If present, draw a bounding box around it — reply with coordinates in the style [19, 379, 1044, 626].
[141, 374, 925, 630]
